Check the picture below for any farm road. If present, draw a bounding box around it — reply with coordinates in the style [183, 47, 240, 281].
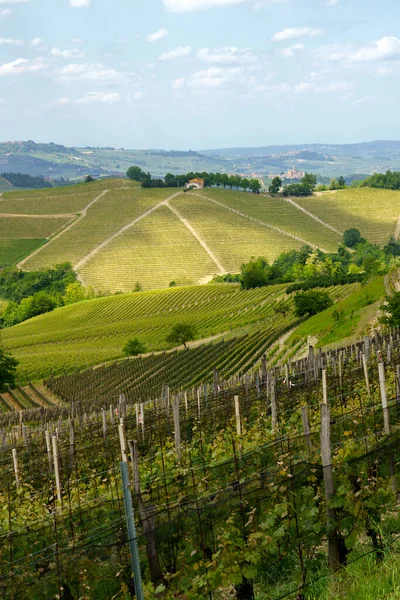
[283, 197, 343, 235]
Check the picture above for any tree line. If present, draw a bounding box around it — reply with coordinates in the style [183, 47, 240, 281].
[1, 173, 71, 189]
[127, 166, 262, 193]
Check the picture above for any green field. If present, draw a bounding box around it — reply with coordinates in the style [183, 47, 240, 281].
[1, 282, 358, 380]
[295, 188, 400, 245]
[0, 238, 46, 268]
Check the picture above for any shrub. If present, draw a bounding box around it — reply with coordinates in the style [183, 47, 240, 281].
[293, 290, 333, 317]
[123, 338, 147, 357]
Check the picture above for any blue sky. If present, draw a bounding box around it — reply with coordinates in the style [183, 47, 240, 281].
[0, 0, 399, 149]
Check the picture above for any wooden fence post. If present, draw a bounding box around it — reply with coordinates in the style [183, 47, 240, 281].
[322, 369, 328, 404]
[12, 448, 19, 488]
[45, 430, 52, 473]
[301, 406, 312, 453]
[320, 403, 341, 572]
[234, 396, 242, 436]
[271, 378, 277, 433]
[52, 435, 62, 504]
[172, 397, 182, 463]
[119, 418, 128, 464]
[378, 363, 390, 434]
[362, 354, 371, 396]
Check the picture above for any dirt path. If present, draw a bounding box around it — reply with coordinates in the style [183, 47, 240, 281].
[165, 200, 227, 274]
[74, 191, 183, 271]
[283, 197, 343, 235]
[0, 212, 76, 218]
[17, 189, 109, 269]
[189, 192, 329, 252]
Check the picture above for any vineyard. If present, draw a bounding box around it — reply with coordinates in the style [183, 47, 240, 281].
[2, 179, 399, 292]
[0, 331, 400, 599]
[1, 282, 359, 381]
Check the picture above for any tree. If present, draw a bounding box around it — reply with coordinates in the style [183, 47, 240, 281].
[249, 179, 261, 194]
[166, 323, 197, 349]
[273, 299, 291, 318]
[126, 166, 146, 182]
[84, 175, 95, 183]
[282, 183, 312, 197]
[301, 173, 317, 192]
[123, 338, 147, 357]
[337, 176, 346, 188]
[380, 293, 400, 327]
[0, 347, 18, 391]
[293, 290, 333, 317]
[63, 282, 86, 305]
[241, 257, 271, 289]
[269, 177, 282, 195]
[343, 228, 365, 248]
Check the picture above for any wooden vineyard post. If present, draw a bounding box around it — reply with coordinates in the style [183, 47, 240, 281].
[362, 354, 371, 396]
[261, 355, 267, 388]
[197, 388, 201, 419]
[322, 369, 328, 404]
[69, 418, 75, 470]
[172, 397, 182, 463]
[110, 404, 115, 425]
[271, 378, 277, 433]
[184, 391, 188, 413]
[140, 403, 145, 441]
[301, 406, 312, 453]
[234, 395, 242, 437]
[378, 363, 390, 434]
[45, 430, 53, 473]
[118, 419, 128, 464]
[102, 408, 107, 440]
[396, 365, 400, 420]
[52, 435, 62, 504]
[320, 403, 341, 572]
[12, 449, 19, 488]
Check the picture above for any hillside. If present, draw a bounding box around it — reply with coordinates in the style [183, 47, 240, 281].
[1, 180, 400, 291]
[0, 281, 357, 380]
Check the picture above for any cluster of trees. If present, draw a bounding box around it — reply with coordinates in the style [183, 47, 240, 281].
[0, 347, 18, 391]
[1, 172, 53, 189]
[0, 263, 97, 328]
[269, 173, 318, 197]
[127, 166, 262, 193]
[362, 170, 400, 190]
[216, 228, 398, 292]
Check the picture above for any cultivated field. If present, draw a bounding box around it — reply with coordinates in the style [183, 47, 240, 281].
[2, 282, 358, 380]
[2, 179, 398, 291]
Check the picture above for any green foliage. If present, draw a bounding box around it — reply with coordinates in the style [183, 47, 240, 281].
[301, 172, 317, 191]
[0, 346, 18, 391]
[126, 165, 147, 182]
[166, 323, 197, 348]
[240, 257, 272, 289]
[273, 299, 291, 318]
[268, 176, 282, 195]
[85, 175, 95, 183]
[379, 293, 400, 327]
[1, 172, 53, 189]
[282, 183, 313, 197]
[343, 228, 366, 248]
[384, 238, 400, 257]
[294, 290, 333, 317]
[123, 337, 147, 356]
[0, 239, 46, 269]
[0, 262, 76, 303]
[363, 170, 400, 190]
[337, 175, 346, 188]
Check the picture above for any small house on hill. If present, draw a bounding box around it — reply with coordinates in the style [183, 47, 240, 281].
[185, 177, 204, 190]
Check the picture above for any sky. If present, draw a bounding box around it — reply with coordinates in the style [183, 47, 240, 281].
[0, 0, 399, 149]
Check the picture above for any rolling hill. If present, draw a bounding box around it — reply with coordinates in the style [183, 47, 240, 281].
[1, 179, 400, 291]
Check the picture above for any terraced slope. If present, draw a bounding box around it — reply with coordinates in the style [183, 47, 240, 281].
[295, 188, 400, 245]
[2, 282, 358, 381]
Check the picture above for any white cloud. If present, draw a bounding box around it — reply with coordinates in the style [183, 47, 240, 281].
[0, 0, 29, 4]
[159, 46, 192, 60]
[0, 57, 46, 76]
[31, 38, 44, 47]
[0, 37, 24, 45]
[172, 77, 185, 89]
[197, 46, 257, 65]
[0, 8, 11, 17]
[147, 28, 168, 42]
[327, 0, 339, 5]
[164, 0, 248, 12]
[70, 0, 90, 7]
[271, 27, 325, 42]
[57, 62, 131, 83]
[178, 65, 257, 91]
[280, 43, 304, 57]
[294, 79, 352, 93]
[347, 36, 400, 63]
[254, 0, 291, 8]
[56, 92, 120, 105]
[51, 47, 84, 58]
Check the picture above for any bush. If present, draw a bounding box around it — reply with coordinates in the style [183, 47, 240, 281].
[343, 228, 366, 248]
[282, 183, 313, 197]
[123, 338, 147, 357]
[0, 347, 18, 391]
[293, 290, 333, 317]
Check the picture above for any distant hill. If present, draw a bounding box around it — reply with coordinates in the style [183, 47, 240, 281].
[2, 139, 400, 181]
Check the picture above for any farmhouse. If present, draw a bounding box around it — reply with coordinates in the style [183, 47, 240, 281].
[185, 177, 205, 189]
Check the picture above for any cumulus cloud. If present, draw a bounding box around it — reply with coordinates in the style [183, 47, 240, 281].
[347, 36, 400, 63]
[294, 79, 352, 93]
[69, 0, 90, 7]
[147, 28, 168, 42]
[197, 47, 257, 65]
[57, 62, 131, 83]
[56, 92, 120, 105]
[164, 0, 249, 12]
[176, 65, 258, 91]
[51, 47, 84, 58]
[0, 37, 24, 45]
[0, 57, 46, 75]
[31, 38, 44, 47]
[0, 8, 11, 17]
[271, 27, 325, 42]
[280, 43, 304, 57]
[159, 46, 191, 60]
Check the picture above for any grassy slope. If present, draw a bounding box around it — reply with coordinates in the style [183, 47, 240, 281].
[285, 276, 385, 352]
[0, 239, 47, 268]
